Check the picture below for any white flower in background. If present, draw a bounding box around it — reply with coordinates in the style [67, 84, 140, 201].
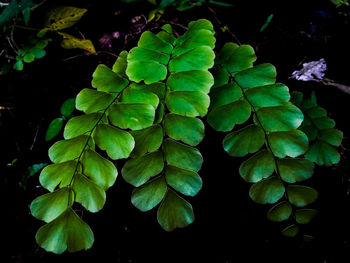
[291, 58, 327, 81]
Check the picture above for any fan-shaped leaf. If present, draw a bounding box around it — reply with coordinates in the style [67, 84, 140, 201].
[318, 128, 343, 147]
[163, 139, 203, 172]
[130, 125, 163, 157]
[164, 114, 204, 146]
[93, 124, 135, 160]
[208, 82, 242, 111]
[131, 176, 167, 211]
[112, 50, 128, 77]
[167, 70, 214, 93]
[73, 174, 106, 212]
[295, 209, 318, 224]
[305, 141, 340, 166]
[92, 64, 129, 93]
[45, 118, 63, 141]
[244, 83, 290, 107]
[277, 158, 314, 183]
[267, 201, 292, 222]
[268, 130, 309, 158]
[36, 208, 94, 254]
[76, 89, 115, 114]
[31, 187, 71, 223]
[223, 125, 265, 157]
[239, 150, 275, 183]
[81, 150, 117, 190]
[121, 88, 159, 109]
[234, 64, 276, 89]
[287, 185, 318, 207]
[64, 113, 102, 139]
[60, 98, 76, 117]
[281, 224, 299, 237]
[249, 176, 285, 204]
[157, 189, 194, 232]
[122, 151, 164, 187]
[165, 165, 202, 196]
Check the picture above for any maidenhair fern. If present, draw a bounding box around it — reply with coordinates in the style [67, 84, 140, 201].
[31, 19, 343, 254]
[207, 43, 318, 237]
[291, 91, 343, 166]
[122, 19, 215, 231]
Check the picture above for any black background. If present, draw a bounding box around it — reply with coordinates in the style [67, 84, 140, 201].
[1, 0, 350, 262]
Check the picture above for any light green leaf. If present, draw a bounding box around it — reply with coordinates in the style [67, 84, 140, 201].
[267, 201, 292, 222]
[318, 128, 343, 147]
[234, 64, 276, 89]
[126, 61, 167, 84]
[137, 31, 173, 54]
[207, 99, 251, 132]
[165, 165, 202, 196]
[163, 139, 203, 172]
[130, 125, 163, 157]
[208, 82, 242, 110]
[305, 141, 340, 166]
[164, 114, 204, 146]
[277, 158, 314, 183]
[122, 151, 164, 187]
[81, 150, 117, 190]
[244, 83, 290, 107]
[295, 209, 318, 224]
[223, 125, 265, 157]
[215, 43, 256, 73]
[36, 208, 94, 254]
[268, 130, 309, 158]
[131, 176, 167, 211]
[249, 176, 285, 204]
[166, 91, 210, 117]
[64, 113, 102, 139]
[167, 70, 214, 93]
[76, 88, 115, 114]
[287, 185, 318, 207]
[92, 64, 129, 93]
[73, 173, 106, 212]
[49, 135, 94, 164]
[45, 118, 63, 141]
[108, 103, 155, 130]
[31, 187, 71, 223]
[157, 189, 194, 231]
[39, 161, 76, 192]
[256, 103, 304, 132]
[121, 88, 159, 109]
[239, 150, 275, 183]
[93, 124, 135, 160]
[112, 50, 128, 77]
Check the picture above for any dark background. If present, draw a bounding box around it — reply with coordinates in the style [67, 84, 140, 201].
[1, 0, 350, 262]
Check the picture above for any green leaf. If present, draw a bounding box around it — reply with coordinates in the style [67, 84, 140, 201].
[207, 99, 251, 132]
[166, 91, 210, 117]
[108, 103, 155, 130]
[73, 173, 106, 212]
[39, 161, 77, 192]
[81, 150, 117, 190]
[60, 98, 76, 117]
[277, 158, 314, 183]
[131, 176, 167, 211]
[211, 67, 229, 89]
[44, 6, 87, 31]
[28, 163, 48, 177]
[76, 88, 115, 114]
[287, 185, 318, 207]
[167, 70, 214, 93]
[164, 114, 204, 146]
[31, 187, 71, 223]
[92, 64, 129, 93]
[256, 103, 304, 132]
[122, 151, 164, 187]
[215, 43, 256, 73]
[163, 139, 203, 172]
[281, 224, 299, 237]
[112, 51, 128, 77]
[45, 118, 63, 141]
[295, 209, 318, 224]
[121, 88, 159, 109]
[23, 53, 35, 63]
[268, 130, 309, 158]
[223, 125, 265, 157]
[126, 60, 167, 84]
[239, 150, 275, 183]
[13, 59, 24, 71]
[64, 113, 102, 139]
[208, 82, 242, 110]
[157, 189, 194, 232]
[48, 135, 94, 164]
[36, 208, 94, 254]
[234, 64, 276, 89]
[305, 141, 340, 166]
[30, 47, 46, 59]
[267, 201, 292, 222]
[249, 176, 285, 204]
[130, 125, 163, 157]
[165, 165, 202, 196]
[244, 83, 290, 107]
[93, 124, 135, 160]
[318, 128, 343, 147]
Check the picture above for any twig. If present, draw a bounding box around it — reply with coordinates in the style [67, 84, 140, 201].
[319, 78, 350, 95]
[207, 6, 241, 45]
[30, 123, 40, 151]
[97, 51, 119, 58]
